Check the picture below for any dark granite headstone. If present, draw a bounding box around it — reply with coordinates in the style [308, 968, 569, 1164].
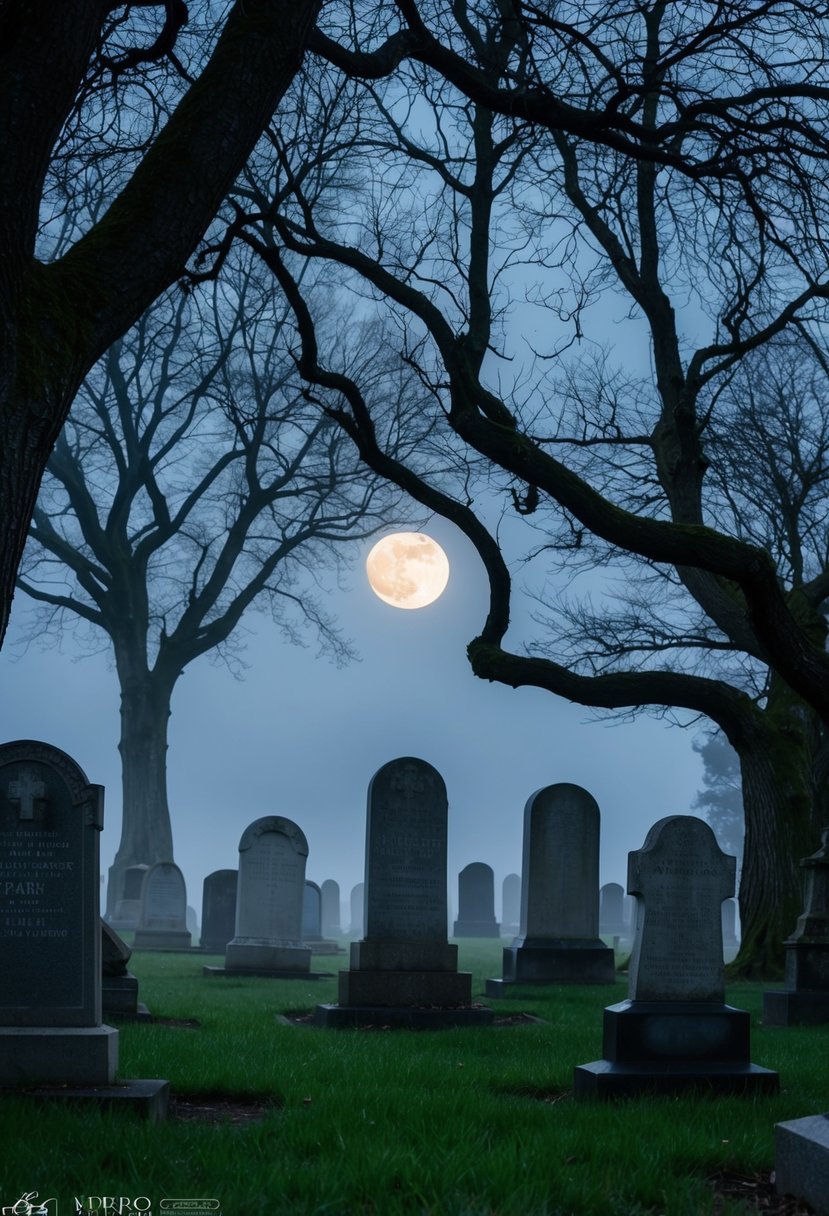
[200, 869, 237, 954]
[321, 878, 341, 937]
[453, 863, 499, 937]
[765, 827, 829, 1025]
[775, 1113, 829, 1215]
[501, 873, 520, 938]
[574, 816, 778, 1098]
[316, 757, 492, 1028]
[0, 739, 166, 1114]
[132, 861, 191, 950]
[486, 784, 614, 995]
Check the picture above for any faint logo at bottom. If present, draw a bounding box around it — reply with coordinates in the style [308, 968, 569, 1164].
[2, 1194, 57, 1216]
[159, 1203, 220, 1215]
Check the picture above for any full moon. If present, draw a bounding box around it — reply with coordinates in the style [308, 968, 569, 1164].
[366, 532, 450, 610]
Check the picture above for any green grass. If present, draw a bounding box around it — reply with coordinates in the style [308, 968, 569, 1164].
[1, 939, 826, 1216]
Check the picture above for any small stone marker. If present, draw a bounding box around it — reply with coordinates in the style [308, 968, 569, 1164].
[501, 873, 520, 938]
[775, 1113, 829, 1216]
[600, 883, 626, 936]
[320, 878, 341, 938]
[349, 882, 364, 937]
[315, 757, 492, 1028]
[764, 827, 829, 1026]
[574, 815, 778, 1098]
[0, 739, 166, 1117]
[206, 817, 319, 978]
[132, 861, 191, 950]
[486, 784, 614, 995]
[200, 869, 238, 954]
[453, 862, 499, 937]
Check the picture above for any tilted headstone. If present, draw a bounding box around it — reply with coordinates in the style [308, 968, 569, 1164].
[132, 861, 191, 950]
[501, 872, 521, 938]
[109, 863, 149, 930]
[574, 816, 778, 1098]
[600, 883, 626, 936]
[220, 817, 311, 975]
[320, 878, 341, 937]
[487, 784, 614, 995]
[0, 740, 166, 1114]
[315, 757, 492, 1028]
[101, 919, 148, 1020]
[765, 827, 829, 1026]
[200, 869, 238, 954]
[453, 863, 499, 937]
[349, 882, 364, 937]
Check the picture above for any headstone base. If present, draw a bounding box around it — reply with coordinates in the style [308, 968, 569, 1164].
[12, 1079, 170, 1122]
[306, 940, 345, 955]
[763, 989, 829, 1026]
[203, 966, 331, 980]
[224, 941, 311, 973]
[0, 1026, 118, 1085]
[452, 919, 500, 938]
[774, 1113, 829, 1216]
[102, 973, 151, 1021]
[573, 1000, 779, 1099]
[313, 1002, 494, 1030]
[338, 968, 473, 1007]
[132, 929, 192, 951]
[490, 939, 615, 989]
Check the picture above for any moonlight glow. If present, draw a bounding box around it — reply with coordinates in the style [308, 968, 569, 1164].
[366, 532, 450, 610]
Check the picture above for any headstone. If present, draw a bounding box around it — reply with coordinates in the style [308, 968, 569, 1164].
[600, 882, 626, 936]
[453, 863, 499, 937]
[349, 882, 364, 937]
[132, 861, 191, 950]
[775, 1113, 829, 1216]
[186, 905, 199, 942]
[486, 784, 614, 995]
[200, 869, 238, 954]
[315, 757, 492, 1028]
[321, 878, 341, 937]
[501, 873, 520, 938]
[0, 739, 166, 1116]
[303, 880, 322, 940]
[212, 817, 312, 976]
[109, 863, 149, 929]
[764, 827, 829, 1025]
[101, 919, 149, 1020]
[574, 815, 778, 1098]
[722, 897, 739, 963]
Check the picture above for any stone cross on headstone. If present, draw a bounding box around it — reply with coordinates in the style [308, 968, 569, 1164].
[8, 768, 47, 821]
[628, 815, 734, 1002]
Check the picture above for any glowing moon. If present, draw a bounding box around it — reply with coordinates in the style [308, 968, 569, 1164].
[366, 532, 450, 610]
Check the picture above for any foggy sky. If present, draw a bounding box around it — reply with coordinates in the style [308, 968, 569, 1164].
[0, 513, 703, 927]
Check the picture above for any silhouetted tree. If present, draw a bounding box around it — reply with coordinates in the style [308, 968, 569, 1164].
[16, 254, 405, 914]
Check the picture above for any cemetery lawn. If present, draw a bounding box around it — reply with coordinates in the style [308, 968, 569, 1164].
[1, 940, 825, 1216]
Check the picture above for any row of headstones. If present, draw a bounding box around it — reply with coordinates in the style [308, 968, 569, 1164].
[0, 741, 826, 1212]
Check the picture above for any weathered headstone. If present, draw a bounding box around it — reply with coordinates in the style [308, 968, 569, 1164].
[102, 920, 149, 1020]
[186, 905, 199, 942]
[349, 882, 364, 937]
[132, 861, 191, 950]
[0, 739, 166, 1116]
[321, 878, 341, 938]
[209, 817, 312, 977]
[775, 1113, 829, 1216]
[453, 863, 499, 937]
[501, 872, 521, 938]
[574, 815, 778, 1098]
[722, 897, 739, 963]
[303, 879, 341, 955]
[764, 827, 829, 1025]
[486, 784, 614, 995]
[600, 882, 626, 936]
[200, 869, 238, 954]
[316, 757, 492, 1028]
[109, 863, 149, 929]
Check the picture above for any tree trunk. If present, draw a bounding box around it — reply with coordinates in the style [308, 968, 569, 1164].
[106, 661, 176, 918]
[730, 692, 826, 979]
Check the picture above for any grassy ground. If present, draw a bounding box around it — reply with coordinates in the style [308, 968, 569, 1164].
[0, 939, 826, 1216]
